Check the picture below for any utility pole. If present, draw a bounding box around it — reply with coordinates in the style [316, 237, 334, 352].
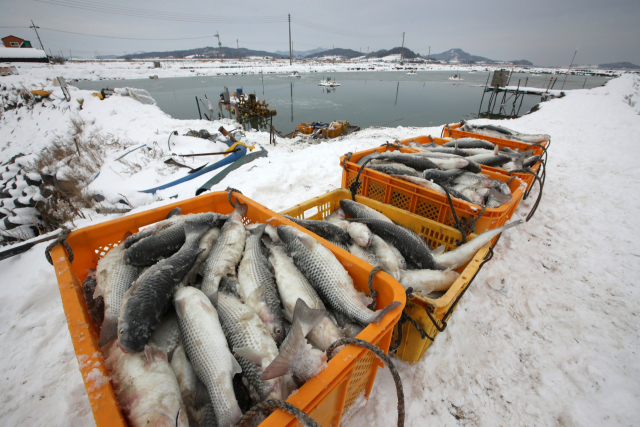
[400, 32, 405, 64]
[237, 39, 239, 61]
[367, 46, 369, 60]
[333, 45, 335, 64]
[288, 14, 292, 66]
[69, 50, 72, 60]
[215, 32, 222, 61]
[428, 46, 430, 62]
[29, 20, 45, 52]
[561, 49, 578, 90]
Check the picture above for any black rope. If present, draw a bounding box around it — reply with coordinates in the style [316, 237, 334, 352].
[428, 135, 435, 143]
[45, 227, 73, 265]
[326, 338, 405, 427]
[226, 187, 243, 208]
[390, 287, 434, 353]
[234, 399, 320, 427]
[349, 157, 376, 201]
[527, 142, 548, 165]
[380, 141, 402, 150]
[508, 166, 544, 221]
[367, 266, 385, 310]
[440, 187, 485, 245]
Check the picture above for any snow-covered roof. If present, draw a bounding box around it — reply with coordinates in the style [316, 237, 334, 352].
[0, 48, 47, 59]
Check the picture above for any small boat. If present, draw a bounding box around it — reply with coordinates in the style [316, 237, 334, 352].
[319, 77, 340, 87]
[407, 70, 417, 75]
[449, 73, 463, 81]
[149, 75, 159, 79]
[289, 71, 301, 77]
[469, 70, 477, 73]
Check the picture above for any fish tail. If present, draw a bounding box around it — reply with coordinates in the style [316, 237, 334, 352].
[234, 201, 248, 217]
[292, 298, 326, 336]
[260, 320, 304, 381]
[367, 300, 402, 325]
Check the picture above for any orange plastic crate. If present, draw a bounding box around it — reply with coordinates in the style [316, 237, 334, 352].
[398, 135, 543, 192]
[340, 145, 525, 236]
[50, 191, 405, 427]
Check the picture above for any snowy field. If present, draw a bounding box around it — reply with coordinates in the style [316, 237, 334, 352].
[1, 58, 616, 83]
[0, 64, 639, 426]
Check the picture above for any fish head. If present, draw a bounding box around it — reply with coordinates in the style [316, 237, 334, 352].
[116, 320, 144, 354]
[347, 222, 372, 247]
[271, 323, 285, 346]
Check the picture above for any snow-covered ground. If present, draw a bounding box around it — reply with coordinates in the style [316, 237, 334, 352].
[1, 59, 619, 83]
[0, 65, 639, 426]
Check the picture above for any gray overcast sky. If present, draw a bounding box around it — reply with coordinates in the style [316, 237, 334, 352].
[2, 0, 639, 66]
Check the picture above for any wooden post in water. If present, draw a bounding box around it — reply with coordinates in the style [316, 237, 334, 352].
[478, 72, 491, 116]
[582, 78, 587, 89]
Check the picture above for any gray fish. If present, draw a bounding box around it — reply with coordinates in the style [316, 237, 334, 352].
[409, 143, 470, 157]
[349, 243, 380, 267]
[125, 212, 226, 266]
[366, 162, 420, 177]
[422, 168, 464, 184]
[217, 290, 284, 402]
[452, 172, 493, 190]
[460, 122, 550, 144]
[171, 344, 207, 426]
[523, 155, 541, 168]
[277, 225, 402, 326]
[466, 152, 512, 168]
[95, 243, 140, 347]
[123, 207, 183, 248]
[442, 185, 476, 204]
[400, 270, 460, 295]
[200, 202, 247, 304]
[238, 224, 285, 345]
[174, 286, 243, 427]
[346, 219, 446, 271]
[434, 220, 523, 269]
[373, 152, 441, 171]
[339, 199, 428, 249]
[118, 221, 209, 353]
[284, 215, 351, 245]
[443, 137, 495, 150]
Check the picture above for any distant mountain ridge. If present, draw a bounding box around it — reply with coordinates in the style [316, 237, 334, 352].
[120, 46, 286, 59]
[599, 62, 640, 70]
[274, 47, 327, 57]
[430, 48, 532, 65]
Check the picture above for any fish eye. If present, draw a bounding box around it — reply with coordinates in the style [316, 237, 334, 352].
[275, 328, 282, 335]
[119, 329, 125, 336]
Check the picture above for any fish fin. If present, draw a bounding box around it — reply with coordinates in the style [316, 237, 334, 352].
[296, 232, 317, 250]
[231, 352, 243, 375]
[235, 201, 248, 217]
[194, 380, 210, 408]
[98, 314, 117, 347]
[493, 145, 499, 155]
[199, 298, 216, 314]
[143, 345, 168, 364]
[165, 207, 182, 219]
[292, 299, 327, 337]
[119, 231, 132, 244]
[432, 244, 446, 256]
[260, 320, 304, 381]
[234, 347, 264, 366]
[367, 301, 402, 324]
[250, 223, 268, 236]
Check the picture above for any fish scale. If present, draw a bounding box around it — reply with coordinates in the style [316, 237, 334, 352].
[216, 292, 283, 401]
[95, 244, 140, 346]
[174, 287, 242, 427]
[278, 225, 400, 326]
[118, 222, 209, 353]
[200, 202, 247, 303]
[238, 226, 285, 345]
[125, 212, 226, 266]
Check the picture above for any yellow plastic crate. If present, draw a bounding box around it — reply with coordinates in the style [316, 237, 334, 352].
[280, 189, 491, 364]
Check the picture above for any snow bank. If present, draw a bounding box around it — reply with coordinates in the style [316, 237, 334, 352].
[0, 47, 47, 59]
[0, 70, 639, 426]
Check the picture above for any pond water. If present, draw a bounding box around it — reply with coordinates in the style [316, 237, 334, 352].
[76, 71, 608, 134]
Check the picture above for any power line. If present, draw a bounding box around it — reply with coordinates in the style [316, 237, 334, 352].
[39, 26, 216, 40]
[33, 0, 287, 24]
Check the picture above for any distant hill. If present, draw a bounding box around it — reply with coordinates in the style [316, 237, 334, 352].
[599, 62, 640, 70]
[274, 47, 327, 57]
[370, 47, 419, 59]
[430, 48, 533, 65]
[305, 48, 363, 59]
[120, 46, 285, 60]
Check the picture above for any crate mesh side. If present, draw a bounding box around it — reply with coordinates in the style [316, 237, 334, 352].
[366, 181, 385, 203]
[415, 198, 440, 222]
[389, 189, 410, 211]
[342, 352, 377, 412]
[95, 242, 118, 259]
